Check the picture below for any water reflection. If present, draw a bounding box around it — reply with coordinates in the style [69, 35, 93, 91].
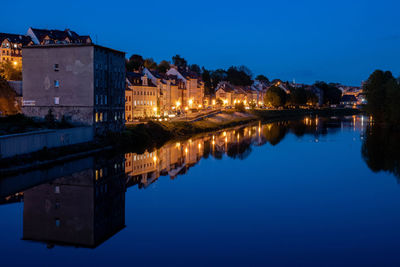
[362, 124, 400, 178]
[0, 115, 368, 249]
[125, 116, 361, 187]
[1, 155, 126, 248]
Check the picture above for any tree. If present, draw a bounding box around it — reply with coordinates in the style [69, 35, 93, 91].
[126, 54, 144, 72]
[288, 88, 307, 107]
[364, 70, 400, 124]
[264, 86, 287, 108]
[305, 90, 318, 106]
[143, 58, 157, 70]
[202, 67, 213, 95]
[156, 60, 170, 74]
[210, 69, 227, 89]
[172, 55, 187, 69]
[189, 64, 201, 75]
[255, 75, 269, 83]
[314, 81, 342, 105]
[227, 66, 253, 86]
[234, 102, 245, 112]
[0, 61, 22, 81]
[0, 75, 19, 115]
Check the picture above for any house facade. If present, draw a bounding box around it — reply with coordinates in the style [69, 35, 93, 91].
[125, 72, 159, 120]
[0, 33, 31, 65]
[22, 43, 125, 135]
[166, 67, 204, 109]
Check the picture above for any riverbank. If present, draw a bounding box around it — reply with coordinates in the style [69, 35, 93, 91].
[119, 108, 361, 150]
[0, 108, 361, 175]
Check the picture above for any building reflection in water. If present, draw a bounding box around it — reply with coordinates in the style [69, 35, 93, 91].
[22, 155, 126, 248]
[0, 115, 368, 249]
[125, 115, 364, 188]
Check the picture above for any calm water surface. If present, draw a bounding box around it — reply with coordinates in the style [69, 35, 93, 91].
[1, 115, 400, 266]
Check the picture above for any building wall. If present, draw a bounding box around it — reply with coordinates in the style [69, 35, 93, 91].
[22, 45, 125, 134]
[0, 127, 93, 158]
[93, 46, 125, 134]
[0, 39, 23, 65]
[125, 84, 158, 120]
[22, 45, 94, 125]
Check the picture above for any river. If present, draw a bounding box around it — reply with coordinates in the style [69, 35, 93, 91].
[1, 115, 400, 266]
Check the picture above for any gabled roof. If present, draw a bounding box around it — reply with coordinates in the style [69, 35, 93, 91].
[126, 72, 156, 87]
[29, 28, 91, 44]
[0, 32, 31, 45]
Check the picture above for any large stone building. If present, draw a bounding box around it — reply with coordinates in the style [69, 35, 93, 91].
[0, 33, 31, 65]
[22, 43, 125, 135]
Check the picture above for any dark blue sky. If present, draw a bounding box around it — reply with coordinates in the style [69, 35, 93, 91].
[4, 0, 400, 85]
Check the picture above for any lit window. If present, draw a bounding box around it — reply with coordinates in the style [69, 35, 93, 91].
[54, 97, 60, 105]
[95, 112, 99, 122]
[54, 80, 60, 88]
[100, 112, 103, 122]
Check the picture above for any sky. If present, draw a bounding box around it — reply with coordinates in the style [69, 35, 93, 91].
[3, 0, 400, 85]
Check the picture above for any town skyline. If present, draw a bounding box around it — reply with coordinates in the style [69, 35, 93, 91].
[4, 0, 400, 86]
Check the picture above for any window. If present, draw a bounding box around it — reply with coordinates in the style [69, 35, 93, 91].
[104, 112, 107, 121]
[54, 80, 60, 88]
[96, 95, 98, 105]
[95, 112, 99, 122]
[100, 95, 103, 105]
[54, 97, 60, 105]
[54, 64, 59, 71]
[55, 186, 60, 194]
[104, 95, 107, 105]
[100, 112, 103, 122]
[55, 219, 61, 227]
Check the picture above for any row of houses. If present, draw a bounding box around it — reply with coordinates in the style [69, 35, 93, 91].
[125, 67, 205, 120]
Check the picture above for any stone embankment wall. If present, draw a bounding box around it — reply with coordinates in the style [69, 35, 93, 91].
[0, 127, 93, 158]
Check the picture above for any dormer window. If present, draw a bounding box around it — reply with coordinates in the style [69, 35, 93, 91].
[54, 64, 59, 71]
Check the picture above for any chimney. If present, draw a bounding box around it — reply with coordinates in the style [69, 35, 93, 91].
[141, 74, 148, 86]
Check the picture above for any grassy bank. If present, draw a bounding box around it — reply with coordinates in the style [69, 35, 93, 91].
[120, 108, 361, 152]
[251, 108, 362, 120]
